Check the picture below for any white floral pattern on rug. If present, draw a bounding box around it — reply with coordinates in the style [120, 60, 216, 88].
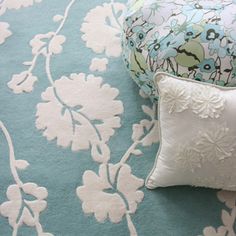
[0, 0, 42, 15]
[36, 73, 123, 163]
[8, 71, 38, 94]
[0, 0, 42, 45]
[202, 190, 236, 236]
[81, 2, 126, 57]
[0, 22, 12, 44]
[90, 57, 109, 72]
[4, 0, 159, 234]
[30, 33, 66, 55]
[0, 121, 52, 236]
[7, 0, 72, 95]
[76, 101, 159, 235]
[77, 163, 144, 223]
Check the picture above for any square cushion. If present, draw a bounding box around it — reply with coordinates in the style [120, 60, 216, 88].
[122, 0, 236, 102]
[146, 72, 236, 190]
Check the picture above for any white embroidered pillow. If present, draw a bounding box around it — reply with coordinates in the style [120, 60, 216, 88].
[146, 72, 236, 191]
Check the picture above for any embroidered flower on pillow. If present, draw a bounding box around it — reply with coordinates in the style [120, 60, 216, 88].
[196, 124, 235, 162]
[176, 146, 202, 173]
[191, 86, 225, 119]
[159, 77, 226, 118]
[160, 79, 190, 114]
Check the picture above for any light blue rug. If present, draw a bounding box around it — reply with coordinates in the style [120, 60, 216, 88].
[0, 0, 235, 235]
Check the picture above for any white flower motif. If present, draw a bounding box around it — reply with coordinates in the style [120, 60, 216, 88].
[30, 32, 66, 55]
[218, 190, 236, 209]
[89, 57, 108, 72]
[0, 0, 42, 16]
[48, 35, 66, 54]
[160, 80, 190, 114]
[202, 190, 236, 236]
[196, 124, 236, 161]
[0, 185, 22, 227]
[81, 2, 126, 57]
[7, 71, 38, 94]
[0, 21, 12, 44]
[132, 118, 159, 146]
[0, 183, 48, 227]
[176, 146, 202, 172]
[132, 104, 159, 146]
[0, 121, 52, 235]
[203, 226, 227, 236]
[76, 163, 144, 223]
[53, 14, 64, 22]
[191, 86, 225, 119]
[36, 73, 123, 163]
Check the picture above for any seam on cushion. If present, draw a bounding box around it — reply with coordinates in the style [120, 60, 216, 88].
[145, 76, 163, 189]
[154, 71, 236, 91]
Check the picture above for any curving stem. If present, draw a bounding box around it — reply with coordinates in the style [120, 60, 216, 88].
[0, 120, 49, 235]
[45, 52, 55, 87]
[55, 0, 75, 35]
[126, 212, 138, 236]
[0, 121, 23, 187]
[45, 0, 75, 86]
[118, 104, 157, 166]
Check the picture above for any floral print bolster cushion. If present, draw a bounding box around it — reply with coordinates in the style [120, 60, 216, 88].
[122, 0, 236, 101]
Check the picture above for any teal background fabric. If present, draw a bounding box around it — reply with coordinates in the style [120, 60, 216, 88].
[0, 1, 235, 235]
